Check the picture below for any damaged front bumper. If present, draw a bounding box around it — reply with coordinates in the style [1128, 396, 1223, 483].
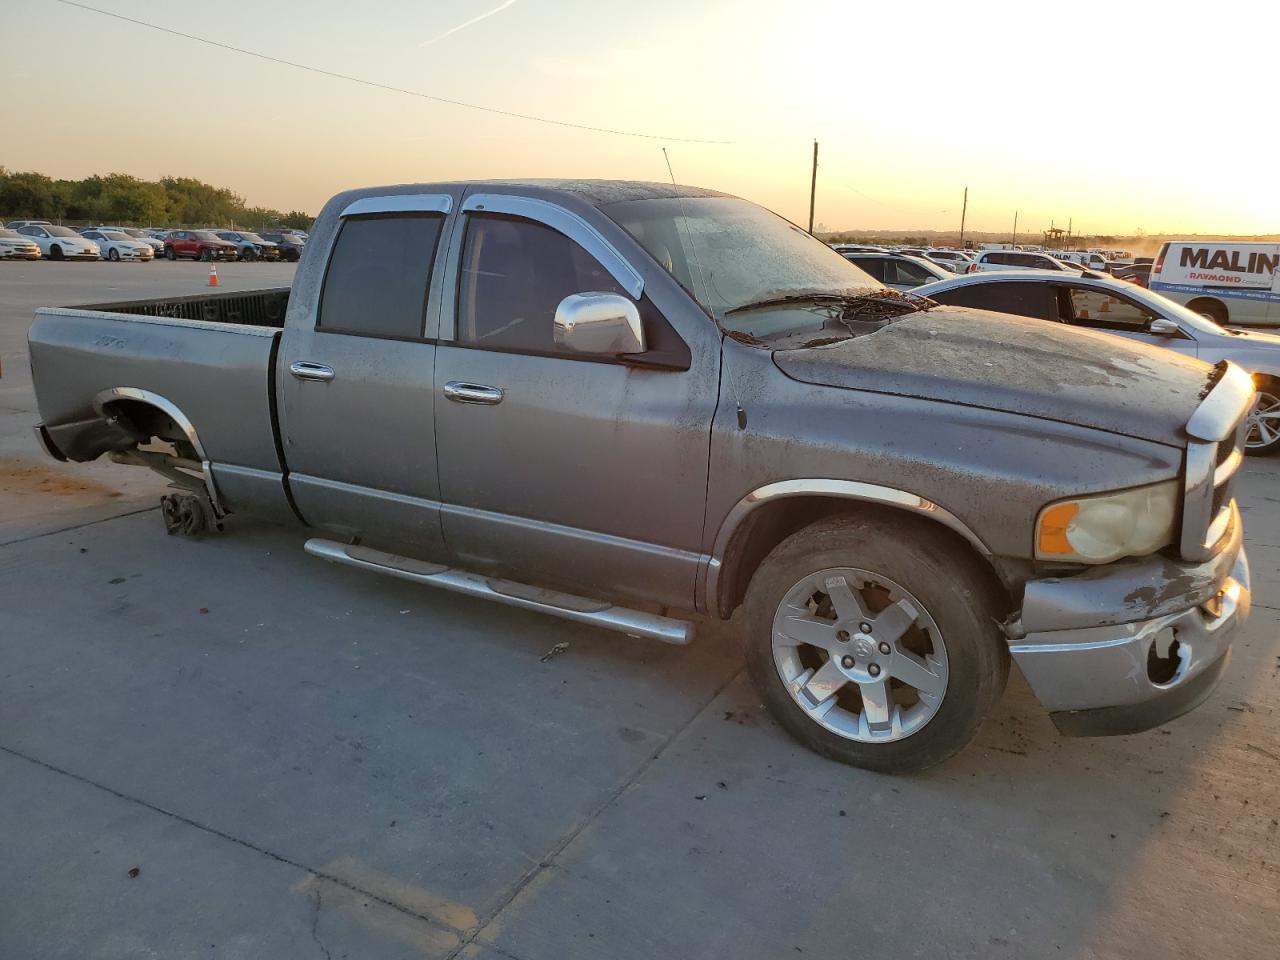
[1007, 500, 1250, 737]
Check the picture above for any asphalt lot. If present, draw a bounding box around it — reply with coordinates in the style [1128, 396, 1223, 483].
[1, 262, 1278, 959]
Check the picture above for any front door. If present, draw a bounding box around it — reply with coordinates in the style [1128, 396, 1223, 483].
[1057, 283, 1200, 358]
[432, 194, 718, 609]
[277, 195, 454, 556]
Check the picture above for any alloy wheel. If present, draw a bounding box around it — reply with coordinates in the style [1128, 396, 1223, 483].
[771, 567, 948, 743]
[1245, 392, 1280, 450]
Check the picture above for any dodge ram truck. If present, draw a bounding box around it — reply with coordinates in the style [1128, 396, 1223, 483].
[28, 180, 1255, 772]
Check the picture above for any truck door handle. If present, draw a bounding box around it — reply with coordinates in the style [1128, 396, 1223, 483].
[289, 361, 336, 383]
[443, 381, 504, 405]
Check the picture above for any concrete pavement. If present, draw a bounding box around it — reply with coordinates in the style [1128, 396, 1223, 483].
[1, 264, 1277, 959]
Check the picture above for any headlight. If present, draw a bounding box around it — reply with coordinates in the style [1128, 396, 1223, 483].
[1035, 480, 1178, 564]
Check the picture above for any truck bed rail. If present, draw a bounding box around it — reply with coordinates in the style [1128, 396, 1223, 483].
[76, 287, 290, 328]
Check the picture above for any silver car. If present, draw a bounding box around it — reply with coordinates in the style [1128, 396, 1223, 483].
[914, 270, 1280, 453]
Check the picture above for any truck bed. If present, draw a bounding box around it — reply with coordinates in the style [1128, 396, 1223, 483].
[29, 287, 292, 520]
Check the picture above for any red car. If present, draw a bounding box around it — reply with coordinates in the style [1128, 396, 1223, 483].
[163, 230, 240, 262]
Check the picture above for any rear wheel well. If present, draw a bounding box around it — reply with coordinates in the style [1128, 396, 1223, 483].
[103, 398, 199, 460]
[715, 497, 1008, 620]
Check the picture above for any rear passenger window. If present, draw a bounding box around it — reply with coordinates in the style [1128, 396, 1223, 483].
[931, 281, 1054, 321]
[318, 214, 444, 339]
[985, 252, 1008, 266]
[456, 214, 624, 354]
[885, 258, 935, 285]
[849, 257, 885, 282]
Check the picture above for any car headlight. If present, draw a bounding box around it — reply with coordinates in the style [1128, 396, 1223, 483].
[1035, 480, 1178, 564]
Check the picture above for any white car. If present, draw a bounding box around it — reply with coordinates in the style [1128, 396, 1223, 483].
[1057, 250, 1111, 271]
[0, 228, 41, 260]
[15, 224, 100, 261]
[923, 249, 973, 272]
[840, 251, 952, 290]
[81, 230, 154, 262]
[968, 249, 1082, 274]
[1150, 240, 1280, 327]
[95, 226, 165, 256]
[913, 269, 1280, 453]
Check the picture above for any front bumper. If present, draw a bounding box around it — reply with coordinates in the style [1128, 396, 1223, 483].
[1008, 500, 1250, 736]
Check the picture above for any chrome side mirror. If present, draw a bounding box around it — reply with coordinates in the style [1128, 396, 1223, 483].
[553, 292, 645, 355]
[1148, 317, 1181, 336]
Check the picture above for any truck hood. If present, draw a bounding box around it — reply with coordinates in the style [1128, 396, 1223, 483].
[773, 306, 1213, 446]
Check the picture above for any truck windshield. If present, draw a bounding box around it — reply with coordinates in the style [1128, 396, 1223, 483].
[603, 196, 881, 335]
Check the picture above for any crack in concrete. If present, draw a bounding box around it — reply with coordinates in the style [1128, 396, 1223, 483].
[0, 505, 158, 548]
[309, 889, 333, 960]
[0, 743, 465, 942]
[445, 666, 746, 960]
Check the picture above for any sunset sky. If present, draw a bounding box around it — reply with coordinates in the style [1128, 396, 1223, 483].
[3, 0, 1276, 236]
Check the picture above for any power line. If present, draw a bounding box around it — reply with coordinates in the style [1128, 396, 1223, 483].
[50, 0, 736, 145]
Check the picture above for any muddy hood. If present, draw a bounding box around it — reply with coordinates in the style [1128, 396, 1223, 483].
[773, 307, 1213, 446]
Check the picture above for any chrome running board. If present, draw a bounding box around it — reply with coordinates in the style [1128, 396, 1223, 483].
[304, 538, 694, 645]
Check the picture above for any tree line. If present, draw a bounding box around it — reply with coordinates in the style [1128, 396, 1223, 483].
[0, 168, 313, 231]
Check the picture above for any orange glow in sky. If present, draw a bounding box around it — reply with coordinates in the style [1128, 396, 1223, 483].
[3, 0, 1277, 235]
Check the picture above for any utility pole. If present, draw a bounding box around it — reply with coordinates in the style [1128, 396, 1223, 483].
[1011, 210, 1018, 247]
[959, 186, 968, 247]
[808, 140, 818, 235]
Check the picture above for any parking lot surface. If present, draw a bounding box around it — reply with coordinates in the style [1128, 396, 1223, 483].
[2, 264, 1278, 959]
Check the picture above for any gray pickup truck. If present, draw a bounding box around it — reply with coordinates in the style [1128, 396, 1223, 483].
[28, 180, 1255, 772]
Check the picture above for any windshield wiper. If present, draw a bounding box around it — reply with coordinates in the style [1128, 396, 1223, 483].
[724, 293, 867, 316]
[725, 290, 936, 319]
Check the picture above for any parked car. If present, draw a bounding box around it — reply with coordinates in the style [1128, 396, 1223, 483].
[96, 226, 165, 256]
[0, 228, 41, 260]
[914, 269, 1280, 453]
[1057, 251, 1111, 272]
[831, 244, 885, 254]
[258, 231, 305, 261]
[28, 179, 1253, 772]
[841, 252, 952, 289]
[1149, 240, 1280, 327]
[16, 224, 100, 260]
[1113, 262, 1152, 287]
[214, 230, 282, 262]
[80, 230, 155, 262]
[163, 230, 239, 262]
[969, 250, 1081, 273]
[921, 249, 973, 273]
[5, 219, 52, 230]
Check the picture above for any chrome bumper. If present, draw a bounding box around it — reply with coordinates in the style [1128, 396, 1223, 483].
[1008, 501, 1250, 736]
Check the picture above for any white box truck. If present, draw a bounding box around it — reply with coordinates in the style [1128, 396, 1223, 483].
[1150, 241, 1280, 327]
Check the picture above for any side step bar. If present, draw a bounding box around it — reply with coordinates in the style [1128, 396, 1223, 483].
[304, 538, 694, 645]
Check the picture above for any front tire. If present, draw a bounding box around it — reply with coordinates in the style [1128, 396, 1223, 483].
[165, 246, 177, 261]
[743, 514, 1009, 773]
[50, 245, 64, 261]
[1245, 377, 1280, 456]
[108, 248, 120, 262]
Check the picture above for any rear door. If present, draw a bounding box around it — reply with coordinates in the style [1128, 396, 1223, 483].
[431, 191, 718, 609]
[277, 193, 454, 556]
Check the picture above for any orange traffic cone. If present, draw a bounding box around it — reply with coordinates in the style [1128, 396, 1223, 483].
[208, 265, 219, 287]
